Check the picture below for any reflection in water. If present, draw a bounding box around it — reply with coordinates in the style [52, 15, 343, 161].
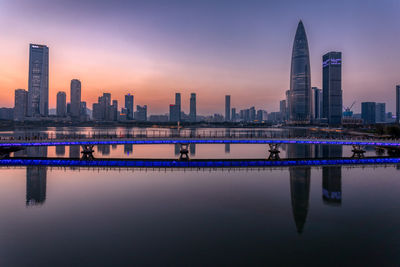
[322, 145, 343, 206]
[288, 144, 311, 234]
[56, 146, 65, 156]
[174, 144, 180, 156]
[26, 166, 47, 206]
[124, 144, 133, 155]
[189, 144, 196, 156]
[290, 167, 311, 234]
[26, 146, 48, 206]
[225, 144, 230, 153]
[98, 145, 110, 155]
[69, 146, 80, 158]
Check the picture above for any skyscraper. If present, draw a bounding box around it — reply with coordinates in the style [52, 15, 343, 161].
[322, 52, 342, 125]
[28, 44, 49, 117]
[225, 95, 231, 121]
[375, 103, 386, 123]
[289, 21, 311, 123]
[361, 102, 376, 124]
[189, 93, 196, 122]
[311, 87, 323, 119]
[396, 85, 400, 123]
[135, 105, 147, 121]
[70, 79, 81, 119]
[175, 93, 181, 121]
[56, 91, 66, 117]
[14, 89, 28, 121]
[125, 93, 134, 119]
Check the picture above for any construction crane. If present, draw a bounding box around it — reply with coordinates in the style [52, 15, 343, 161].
[343, 101, 356, 117]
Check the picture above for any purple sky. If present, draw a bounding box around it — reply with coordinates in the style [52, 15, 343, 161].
[0, 0, 399, 114]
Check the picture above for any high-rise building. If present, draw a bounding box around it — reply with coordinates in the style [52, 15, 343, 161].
[189, 93, 196, 122]
[280, 100, 287, 120]
[225, 95, 231, 121]
[135, 105, 147, 121]
[169, 104, 180, 122]
[375, 103, 386, 123]
[322, 52, 342, 125]
[311, 87, 323, 119]
[249, 106, 256, 121]
[125, 93, 134, 120]
[70, 79, 81, 119]
[14, 89, 28, 121]
[289, 21, 311, 123]
[361, 102, 376, 124]
[28, 44, 49, 117]
[231, 108, 237, 122]
[56, 91, 66, 117]
[175, 93, 181, 121]
[396, 85, 400, 123]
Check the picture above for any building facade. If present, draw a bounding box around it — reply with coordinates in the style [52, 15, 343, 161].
[322, 52, 342, 125]
[189, 93, 196, 122]
[375, 103, 386, 123]
[70, 79, 81, 119]
[311, 87, 323, 119]
[28, 44, 49, 117]
[225, 95, 231, 121]
[14, 89, 28, 121]
[135, 105, 147, 121]
[56, 91, 66, 117]
[396, 85, 400, 123]
[361, 102, 376, 124]
[125, 93, 134, 120]
[289, 21, 312, 123]
[175, 93, 181, 121]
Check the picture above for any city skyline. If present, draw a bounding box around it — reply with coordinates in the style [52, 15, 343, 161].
[0, 0, 399, 114]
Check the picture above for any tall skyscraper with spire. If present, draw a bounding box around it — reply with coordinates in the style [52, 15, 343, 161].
[289, 21, 311, 123]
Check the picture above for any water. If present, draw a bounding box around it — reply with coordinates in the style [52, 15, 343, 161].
[0, 128, 399, 266]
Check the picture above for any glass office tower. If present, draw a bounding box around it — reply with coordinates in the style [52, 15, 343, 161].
[322, 52, 342, 125]
[289, 21, 311, 123]
[28, 44, 49, 117]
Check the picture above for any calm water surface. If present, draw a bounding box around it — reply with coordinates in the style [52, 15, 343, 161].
[0, 128, 399, 266]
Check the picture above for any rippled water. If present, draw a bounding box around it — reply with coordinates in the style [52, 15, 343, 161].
[0, 128, 399, 266]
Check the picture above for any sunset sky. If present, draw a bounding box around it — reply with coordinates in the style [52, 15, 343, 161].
[0, 0, 399, 115]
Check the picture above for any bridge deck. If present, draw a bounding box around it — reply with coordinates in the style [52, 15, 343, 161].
[0, 137, 399, 147]
[1, 157, 399, 168]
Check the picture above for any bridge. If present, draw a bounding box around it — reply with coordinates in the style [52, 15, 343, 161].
[0, 156, 399, 168]
[0, 136, 399, 147]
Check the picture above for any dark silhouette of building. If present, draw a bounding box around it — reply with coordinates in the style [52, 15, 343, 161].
[56, 91, 66, 117]
[225, 95, 231, 121]
[361, 102, 376, 124]
[396, 85, 400, 123]
[321, 145, 342, 206]
[189, 93, 196, 122]
[289, 21, 311, 123]
[26, 166, 47, 206]
[125, 93, 134, 120]
[322, 52, 342, 125]
[288, 143, 311, 233]
[14, 89, 28, 121]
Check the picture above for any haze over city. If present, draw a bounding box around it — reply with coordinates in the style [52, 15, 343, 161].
[0, 0, 399, 114]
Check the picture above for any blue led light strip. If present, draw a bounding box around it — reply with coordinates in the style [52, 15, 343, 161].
[0, 158, 399, 168]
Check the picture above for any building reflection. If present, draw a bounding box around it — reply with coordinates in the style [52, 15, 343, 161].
[124, 144, 133, 155]
[97, 145, 110, 155]
[288, 144, 311, 234]
[225, 144, 230, 153]
[174, 144, 180, 156]
[321, 145, 342, 206]
[26, 166, 47, 206]
[190, 144, 196, 156]
[56, 145, 65, 156]
[26, 146, 47, 206]
[69, 145, 80, 158]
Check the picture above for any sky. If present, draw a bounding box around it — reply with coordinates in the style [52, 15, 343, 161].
[0, 0, 399, 115]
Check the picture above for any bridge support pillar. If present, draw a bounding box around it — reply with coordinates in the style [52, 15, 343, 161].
[81, 145, 95, 160]
[351, 145, 366, 158]
[179, 143, 190, 161]
[268, 144, 280, 160]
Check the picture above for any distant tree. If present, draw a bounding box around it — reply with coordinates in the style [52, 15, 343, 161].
[386, 125, 400, 138]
